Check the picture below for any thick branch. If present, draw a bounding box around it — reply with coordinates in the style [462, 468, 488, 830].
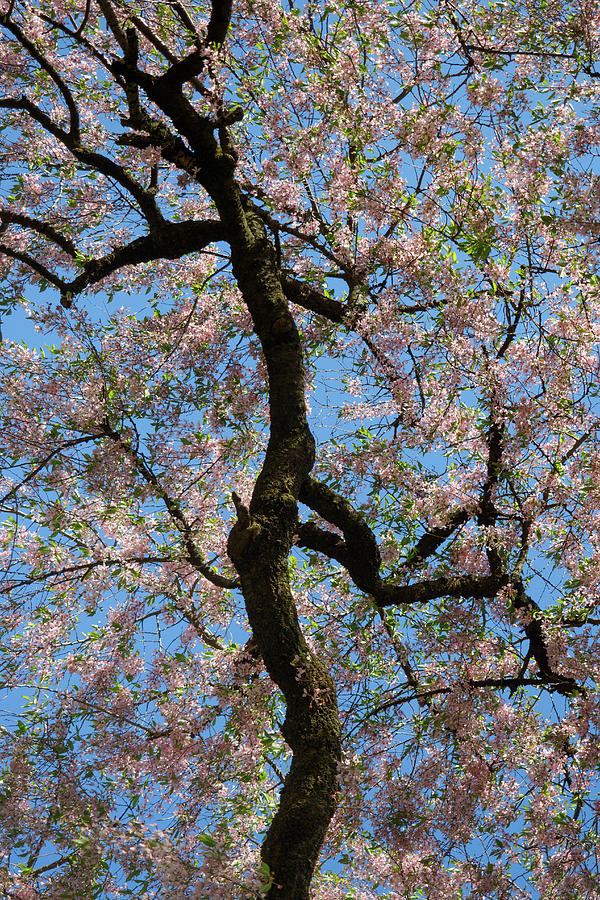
[205, 0, 233, 47]
[296, 507, 510, 607]
[0, 217, 224, 306]
[296, 521, 350, 569]
[62, 218, 225, 303]
[281, 273, 344, 323]
[376, 573, 510, 607]
[511, 581, 576, 691]
[298, 477, 500, 607]
[299, 475, 381, 594]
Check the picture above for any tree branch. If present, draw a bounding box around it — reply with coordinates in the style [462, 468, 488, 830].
[0, 211, 78, 258]
[0, 14, 80, 140]
[297, 476, 576, 689]
[151, 0, 233, 88]
[281, 274, 344, 323]
[375, 573, 510, 607]
[99, 422, 239, 590]
[299, 475, 381, 595]
[0, 243, 69, 292]
[403, 508, 470, 571]
[0, 435, 97, 505]
[0, 95, 164, 227]
[370, 674, 580, 716]
[62, 218, 225, 304]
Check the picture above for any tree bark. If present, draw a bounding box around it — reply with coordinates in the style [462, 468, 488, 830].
[226, 204, 341, 898]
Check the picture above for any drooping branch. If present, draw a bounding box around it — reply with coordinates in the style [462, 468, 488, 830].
[0, 14, 81, 140]
[0, 244, 69, 293]
[99, 421, 239, 590]
[0, 212, 79, 258]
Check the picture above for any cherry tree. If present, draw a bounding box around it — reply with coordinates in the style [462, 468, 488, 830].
[1, 0, 600, 897]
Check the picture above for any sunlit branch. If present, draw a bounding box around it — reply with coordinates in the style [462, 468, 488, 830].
[96, 0, 127, 50]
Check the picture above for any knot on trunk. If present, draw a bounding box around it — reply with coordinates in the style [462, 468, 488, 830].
[228, 491, 262, 559]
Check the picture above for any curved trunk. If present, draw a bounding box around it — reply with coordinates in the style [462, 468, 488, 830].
[125, 60, 342, 895]
[226, 206, 341, 898]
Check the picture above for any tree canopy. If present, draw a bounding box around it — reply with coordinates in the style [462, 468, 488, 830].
[1, 0, 600, 897]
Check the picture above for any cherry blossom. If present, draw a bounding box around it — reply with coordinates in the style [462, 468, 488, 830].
[1, 0, 600, 898]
